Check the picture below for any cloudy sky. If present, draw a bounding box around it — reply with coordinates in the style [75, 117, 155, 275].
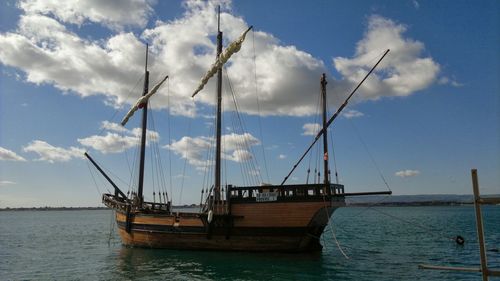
[0, 0, 498, 207]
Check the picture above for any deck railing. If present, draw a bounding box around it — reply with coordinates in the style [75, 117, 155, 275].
[228, 183, 345, 203]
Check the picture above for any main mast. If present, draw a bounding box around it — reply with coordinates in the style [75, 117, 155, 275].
[321, 73, 329, 187]
[215, 7, 223, 201]
[137, 44, 150, 206]
[190, 7, 252, 201]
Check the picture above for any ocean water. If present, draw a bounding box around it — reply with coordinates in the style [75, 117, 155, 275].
[1, 206, 498, 280]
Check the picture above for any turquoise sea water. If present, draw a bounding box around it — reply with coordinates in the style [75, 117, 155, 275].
[1, 206, 499, 280]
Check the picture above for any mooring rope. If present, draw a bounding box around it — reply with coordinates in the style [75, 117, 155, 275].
[322, 195, 349, 259]
[333, 195, 465, 247]
[107, 209, 115, 247]
[365, 205, 465, 244]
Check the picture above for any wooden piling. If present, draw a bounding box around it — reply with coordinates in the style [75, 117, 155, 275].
[472, 169, 488, 281]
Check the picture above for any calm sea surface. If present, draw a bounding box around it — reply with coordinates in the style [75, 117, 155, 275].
[1, 206, 499, 280]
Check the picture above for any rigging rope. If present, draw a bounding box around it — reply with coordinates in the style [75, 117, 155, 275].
[86, 161, 107, 196]
[84, 74, 144, 154]
[201, 113, 215, 193]
[251, 29, 270, 183]
[148, 107, 170, 204]
[307, 83, 323, 184]
[166, 78, 173, 202]
[148, 114, 157, 203]
[224, 68, 264, 185]
[329, 130, 340, 184]
[178, 116, 193, 205]
[347, 120, 391, 192]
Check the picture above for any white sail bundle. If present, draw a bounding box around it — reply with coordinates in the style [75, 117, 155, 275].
[121, 75, 169, 126]
[192, 26, 253, 98]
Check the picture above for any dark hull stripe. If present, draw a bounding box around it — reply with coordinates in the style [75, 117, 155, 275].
[116, 221, 317, 236]
[117, 221, 204, 234]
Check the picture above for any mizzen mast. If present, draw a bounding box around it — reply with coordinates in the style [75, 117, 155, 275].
[281, 49, 390, 185]
[321, 73, 330, 187]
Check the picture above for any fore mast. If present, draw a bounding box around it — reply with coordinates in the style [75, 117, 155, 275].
[215, 6, 223, 202]
[136, 45, 150, 207]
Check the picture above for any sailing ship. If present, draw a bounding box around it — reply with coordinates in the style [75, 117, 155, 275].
[85, 10, 391, 252]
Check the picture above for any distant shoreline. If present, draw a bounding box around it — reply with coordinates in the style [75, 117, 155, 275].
[0, 205, 200, 211]
[0, 206, 108, 211]
[3, 194, 499, 211]
[3, 201, 498, 211]
[348, 201, 475, 207]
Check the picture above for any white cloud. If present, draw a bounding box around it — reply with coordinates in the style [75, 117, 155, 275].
[0, 2, 441, 118]
[248, 169, 260, 176]
[302, 123, 320, 136]
[164, 136, 212, 168]
[343, 109, 364, 119]
[0, 147, 27, 161]
[130, 128, 160, 142]
[18, 0, 154, 30]
[395, 169, 420, 178]
[23, 140, 85, 163]
[78, 121, 159, 153]
[333, 15, 440, 101]
[101, 120, 128, 133]
[438, 77, 463, 87]
[78, 132, 138, 154]
[412, 0, 420, 9]
[221, 133, 260, 152]
[226, 149, 253, 162]
[0, 16, 147, 107]
[165, 132, 260, 169]
[278, 154, 286, 159]
[0, 180, 17, 186]
[266, 144, 279, 150]
[20, 121, 160, 161]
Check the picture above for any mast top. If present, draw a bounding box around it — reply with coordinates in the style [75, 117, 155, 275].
[145, 43, 149, 72]
[217, 5, 221, 33]
[321, 73, 327, 85]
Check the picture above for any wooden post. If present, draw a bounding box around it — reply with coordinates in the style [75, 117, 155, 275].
[419, 169, 500, 279]
[472, 169, 488, 281]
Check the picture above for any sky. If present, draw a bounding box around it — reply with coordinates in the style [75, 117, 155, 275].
[0, 0, 498, 207]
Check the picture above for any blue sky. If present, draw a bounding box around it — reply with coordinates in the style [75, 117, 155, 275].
[0, 0, 498, 207]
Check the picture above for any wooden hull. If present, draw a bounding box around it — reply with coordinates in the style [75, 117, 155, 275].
[114, 200, 344, 252]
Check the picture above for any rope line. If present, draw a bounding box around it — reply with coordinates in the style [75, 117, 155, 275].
[224, 68, 263, 185]
[84, 74, 144, 154]
[365, 205, 461, 242]
[166, 78, 173, 201]
[178, 116, 192, 205]
[251, 29, 270, 183]
[321, 194, 349, 259]
[347, 120, 391, 191]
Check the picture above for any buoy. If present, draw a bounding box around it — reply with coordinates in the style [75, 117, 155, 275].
[455, 235, 465, 245]
[208, 210, 213, 223]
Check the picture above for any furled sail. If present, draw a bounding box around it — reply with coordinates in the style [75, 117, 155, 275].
[192, 26, 253, 98]
[121, 75, 169, 126]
